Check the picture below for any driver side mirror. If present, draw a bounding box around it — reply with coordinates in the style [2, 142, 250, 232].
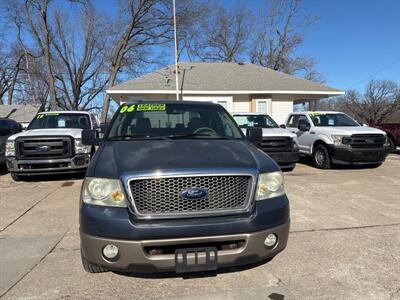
[298, 120, 310, 131]
[246, 127, 263, 144]
[280, 124, 286, 129]
[82, 129, 102, 146]
[99, 122, 109, 133]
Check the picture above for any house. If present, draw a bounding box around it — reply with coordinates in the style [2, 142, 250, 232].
[106, 62, 344, 124]
[0, 104, 40, 128]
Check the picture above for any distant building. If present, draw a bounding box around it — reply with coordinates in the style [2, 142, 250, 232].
[0, 104, 40, 128]
[106, 62, 344, 124]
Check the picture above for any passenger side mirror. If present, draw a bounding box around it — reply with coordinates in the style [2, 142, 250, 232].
[82, 129, 102, 146]
[298, 120, 310, 131]
[280, 124, 286, 129]
[246, 127, 263, 144]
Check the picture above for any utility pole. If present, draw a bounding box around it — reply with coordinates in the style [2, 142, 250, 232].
[173, 0, 180, 100]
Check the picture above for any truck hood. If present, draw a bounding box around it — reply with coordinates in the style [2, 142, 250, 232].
[316, 126, 386, 135]
[89, 139, 279, 178]
[7, 128, 83, 141]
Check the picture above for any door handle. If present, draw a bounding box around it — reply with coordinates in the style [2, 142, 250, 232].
[310, 131, 315, 134]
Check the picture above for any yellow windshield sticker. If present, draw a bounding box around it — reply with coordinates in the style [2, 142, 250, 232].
[137, 103, 166, 111]
[308, 112, 326, 118]
[36, 114, 45, 119]
[119, 104, 135, 113]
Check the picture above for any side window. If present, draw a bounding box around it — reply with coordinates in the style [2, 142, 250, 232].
[298, 115, 310, 125]
[287, 115, 299, 128]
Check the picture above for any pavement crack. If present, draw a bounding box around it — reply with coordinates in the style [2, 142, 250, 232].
[0, 187, 59, 233]
[0, 228, 70, 298]
[290, 222, 400, 234]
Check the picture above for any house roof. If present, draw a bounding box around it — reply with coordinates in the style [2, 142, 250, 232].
[0, 104, 40, 123]
[107, 62, 344, 96]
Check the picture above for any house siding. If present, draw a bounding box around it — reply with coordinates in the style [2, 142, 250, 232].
[271, 94, 293, 124]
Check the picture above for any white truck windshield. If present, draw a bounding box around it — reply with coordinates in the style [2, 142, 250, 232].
[28, 113, 91, 130]
[233, 115, 279, 129]
[309, 113, 360, 127]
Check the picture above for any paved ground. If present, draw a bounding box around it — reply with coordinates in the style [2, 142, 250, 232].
[1, 155, 399, 300]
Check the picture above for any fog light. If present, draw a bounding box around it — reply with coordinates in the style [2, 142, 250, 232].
[102, 244, 119, 259]
[264, 234, 278, 248]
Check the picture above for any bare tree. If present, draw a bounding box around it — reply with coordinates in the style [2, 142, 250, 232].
[319, 80, 400, 124]
[52, 6, 108, 111]
[21, 0, 58, 110]
[250, 0, 322, 80]
[100, 0, 173, 122]
[181, 5, 250, 63]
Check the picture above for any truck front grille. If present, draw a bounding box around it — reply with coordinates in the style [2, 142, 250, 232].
[129, 175, 253, 218]
[349, 134, 385, 149]
[16, 137, 73, 160]
[260, 137, 292, 152]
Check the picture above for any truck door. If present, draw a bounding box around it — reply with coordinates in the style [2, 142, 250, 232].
[286, 114, 313, 153]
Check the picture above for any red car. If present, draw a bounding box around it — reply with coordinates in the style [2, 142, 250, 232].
[374, 123, 400, 152]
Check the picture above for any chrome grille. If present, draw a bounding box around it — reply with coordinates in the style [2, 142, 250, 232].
[129, 175, 252, 218]
[260, 136, 292, 152]
[16, 137, 73, 160]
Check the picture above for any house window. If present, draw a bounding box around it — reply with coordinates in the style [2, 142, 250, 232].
[256, 100, 267, 113]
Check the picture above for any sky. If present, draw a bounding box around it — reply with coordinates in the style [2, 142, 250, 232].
[52, 0, 400, 92]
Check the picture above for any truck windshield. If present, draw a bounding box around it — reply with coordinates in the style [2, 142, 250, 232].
[28, 113, 91, 130]
[107, 103, 243, 140]
[309, 113, 360, 127]
[233, 115, 279, 129]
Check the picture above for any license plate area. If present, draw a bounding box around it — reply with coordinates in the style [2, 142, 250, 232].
[175, 247, 217, 273]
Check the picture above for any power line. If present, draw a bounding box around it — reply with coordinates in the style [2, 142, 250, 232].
[348, 57, 400, 89]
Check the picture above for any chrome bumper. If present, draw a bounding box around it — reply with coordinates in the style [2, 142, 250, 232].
[6, 155, 90, 173]
[80, 221, 290, 273]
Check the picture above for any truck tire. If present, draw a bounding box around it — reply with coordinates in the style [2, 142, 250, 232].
[387, 137, 396, 153]
[10, 172, 21, 181]
[81, 250, 108, 273]
[312, 145, 331, 169]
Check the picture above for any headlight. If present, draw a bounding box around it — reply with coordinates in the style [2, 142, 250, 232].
[82, 177, 127, 207]
[256, 171, 285, 200]
[331, 134, 349, 146]
[5, 141, 15, 156]
[75, 138, 89, 154]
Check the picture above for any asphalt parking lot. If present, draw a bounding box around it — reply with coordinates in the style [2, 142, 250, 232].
[1, 155, 400, 300]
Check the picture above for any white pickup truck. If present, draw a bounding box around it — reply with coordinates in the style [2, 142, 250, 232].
[284, 111, 390, 169]
[233, 113, 299, 171]
[5, 111, 98, 180]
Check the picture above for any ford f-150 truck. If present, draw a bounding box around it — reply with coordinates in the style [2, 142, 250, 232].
[233, 113, 299, 171]
[373, 123, 400, 153]
[6, 111, 98, 180]
[79, 101, 290, 274]
[285, 111, 390, 169]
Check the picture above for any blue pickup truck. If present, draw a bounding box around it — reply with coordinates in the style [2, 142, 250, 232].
[79, 101, 290, 274]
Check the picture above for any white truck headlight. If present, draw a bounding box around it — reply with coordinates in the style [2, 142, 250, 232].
[82, 177, 127, 207]
[5, 141, 15, 156]
[256, 171, 285, 200]
[331, 134, 349, 146]
[75, 138, 89, 154]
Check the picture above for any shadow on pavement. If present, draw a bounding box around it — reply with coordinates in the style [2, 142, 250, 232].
[297, 155, 388, 170]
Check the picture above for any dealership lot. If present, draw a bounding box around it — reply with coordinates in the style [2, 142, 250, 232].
[1, 155, 399, 300]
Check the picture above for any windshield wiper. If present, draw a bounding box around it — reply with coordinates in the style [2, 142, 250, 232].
[168, 133, 235, 140]
[108, 134, 169, 141]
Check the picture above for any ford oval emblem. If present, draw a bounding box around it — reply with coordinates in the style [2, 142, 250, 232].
[181, 188, 208, 200]
[36, 145, 51, 152]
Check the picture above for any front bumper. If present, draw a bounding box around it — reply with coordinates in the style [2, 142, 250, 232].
[328, 146, 390, 165]
[6, 154, 90, 175]
[80, 195, 290, 273]
[267, 150, 299, 168]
